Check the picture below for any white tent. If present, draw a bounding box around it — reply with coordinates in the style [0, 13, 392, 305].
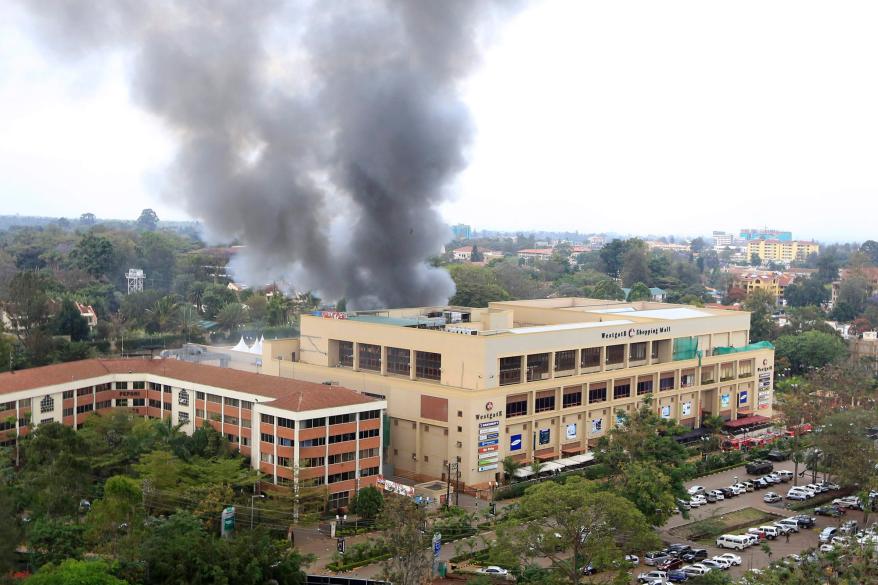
[513, 466, 534, 479]
[539, 461, 566, 474]
[232, 337, 249, 352]
[250, 337, 263, 355]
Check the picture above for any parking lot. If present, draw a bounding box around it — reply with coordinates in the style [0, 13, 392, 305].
[627, 464, 864, 582]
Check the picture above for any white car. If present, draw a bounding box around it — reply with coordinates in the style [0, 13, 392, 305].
[687, 485, 706, 496]
[637, 571, 667, 583]
[689, 496, 707, 508]
[775, 519, 800, 533]
[708, 490, 725, 501]
[833, 496, 862, 509]
[819, 527, 838, 543]
[728, 485, 745, 495]
[700, 559, 729, 571]
[478, 566, 509, 576]
[714, 553, 742, 566]
[682, 564, 712, 576]
[625, 554, 640, 564]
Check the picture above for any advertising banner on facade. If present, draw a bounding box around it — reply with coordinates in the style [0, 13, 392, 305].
[510, 434, 522, 451]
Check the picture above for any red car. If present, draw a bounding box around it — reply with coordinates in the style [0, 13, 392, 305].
[658, 558, 683, 571]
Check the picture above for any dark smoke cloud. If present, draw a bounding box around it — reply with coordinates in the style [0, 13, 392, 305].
[20, 0, 517, 309]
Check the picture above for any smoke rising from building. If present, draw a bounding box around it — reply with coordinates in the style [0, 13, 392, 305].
[20, 1, 516, 308]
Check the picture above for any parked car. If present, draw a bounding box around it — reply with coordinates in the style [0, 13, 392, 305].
[772, 522, 794, 535]
[707, 490, 725, 501]
[681, 564, 711, 576]
[581, 564, 597, 575]
[638, 571, 668, 583]
[758, 526, 780, 540]
[791, 515, 816, 528]
[667, 569, 689, 582]
[681, 549, 708, 562]
[806, 483, 828, 494]
[840, 520, 859, 535]
[719, 487, 735, 498]
[714, 553, 742, 566]
[689, 496, 706, 508]
[645, 551, 671, 566]
[658, 558, 684, 571]
[666, 544, 693, 557]
[819, 527, 838, 543]
[676, 498, 691, 511]
[700, 559, 729, 571]
[747, 527, 767, 541]
[716, 534, 749, 550]
[815, 505, 843, 517]
[687, 485, 706, 496]
[776, 518, 801, 532]
[478, 566, 509, 576]
[834, 496, 863, 510]
[763, 492, 783, 503]
[775, 470, 794, 481]
[754, 479, 770, 490]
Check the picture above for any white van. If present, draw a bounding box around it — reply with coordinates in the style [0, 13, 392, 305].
[743, 534, 758, 547]
[775, 518, 800, 533]
[775, 470, 794, 481]
[716, 534, 749, 550]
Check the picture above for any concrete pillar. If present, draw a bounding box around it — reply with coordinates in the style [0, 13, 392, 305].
[575, 348, 582, 376]
[380, 346, 387, 376]
[409, 349, 417, 380]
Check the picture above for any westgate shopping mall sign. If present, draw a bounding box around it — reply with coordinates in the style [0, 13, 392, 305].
[601, 325, 671, 340]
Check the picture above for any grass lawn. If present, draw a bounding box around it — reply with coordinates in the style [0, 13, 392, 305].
[669, 507, 783, 545]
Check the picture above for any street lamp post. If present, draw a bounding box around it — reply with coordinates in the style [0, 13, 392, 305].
[251, 494, 265, 529]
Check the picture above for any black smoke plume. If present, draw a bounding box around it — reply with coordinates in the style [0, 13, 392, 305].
[20, 1, 517, 308]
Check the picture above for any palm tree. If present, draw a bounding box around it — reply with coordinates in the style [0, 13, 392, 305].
[147, 295, 182, 333]
[502, 456, 523, 485]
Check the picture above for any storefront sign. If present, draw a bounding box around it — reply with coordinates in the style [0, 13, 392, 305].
[509, 434, 522, 451]
[738, 391, 749, 405]
[478, 439, 499, 447]
[720, 394, 731, 408]
[565, 423, 577, 440]
[660, 405, 671, 418]
[478, 464, 498, 472]
[478, 421, 500, 429]
[681, 401, 692, 417]
[479, 432, 499, 441]
[600, 325, 671, 340]
[478, 445, 498, 453]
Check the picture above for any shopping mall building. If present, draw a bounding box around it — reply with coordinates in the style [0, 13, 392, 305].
[233, 298, 775, 489]
[0, 359, 386, 510]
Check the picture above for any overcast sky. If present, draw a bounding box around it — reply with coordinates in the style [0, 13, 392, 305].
[1, 1, 876, 242]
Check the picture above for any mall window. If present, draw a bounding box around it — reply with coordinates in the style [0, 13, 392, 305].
[133, 398, 145, 407]
[361, 466, 380, 477]
[415, 351, 441, 381]
[329, 414, 355, 425]
[534, 393, 555, 413]
[261, 414, 275, 424]
[133, 382, 145, 390]
[329, 432, 356, 444]
[277, 417, 295, 429]
[224, 397, 239, 407]
[178, 412, 189, 424]
[329, 470, 356, 484]
[499, 356, 522, 386]
[328, 452, 356, 464]
[358, 343, 382, 372]
[588, 384, 607, 404]
[681, 371, 695, 387]
[527, 353, 550, 381]
[207, 394, 222, 404]
[606, 344, 625, 365]
[629, 342, 647, 362]
[360, 410, 381, 421]
[303, 456, 325, 467]
[659, 373, 675, 391]
[613, 381, 631, 400]
[115, 382, 128, 390]
[563, 387, 582, 408]
[178, 390, 189, 406]
[581, 347, 601, 369]
[328, 491, 350, 510]
[338, 341, 354, 367]
[77, 387, 92, 396]
[506, 396, 528, 417]
[636, 379, 654, 395]
[40, 395, 54, 413]
[386, 347, 411, 376]
[279, 437, 293, 447]
[359, 428, 379, 439]
[554, 350, 576, 374]
[302, 417, 326, 428]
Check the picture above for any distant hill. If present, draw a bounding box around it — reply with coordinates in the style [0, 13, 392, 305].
[0, 215, 200, 234]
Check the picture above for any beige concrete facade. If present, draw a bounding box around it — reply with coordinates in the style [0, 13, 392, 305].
[747, 240, 819, 263]
[248, 298, 774, 489]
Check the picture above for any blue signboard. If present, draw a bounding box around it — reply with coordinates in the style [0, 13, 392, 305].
[510, 434, 522, 451]
[538, 428, 550, 445]
[478, 439, 499, 447]
[739, 391, 749, 405]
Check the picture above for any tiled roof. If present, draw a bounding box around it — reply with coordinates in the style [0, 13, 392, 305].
[0, 359, 377, 412]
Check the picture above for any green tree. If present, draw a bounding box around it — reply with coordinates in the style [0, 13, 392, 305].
[626, 282, 652, 302]
[743, 288, 776, 341]
[136, 208, 159, 231]
[85, 476, 143, 553]
[817, 410, 878, 490]
[600, 239, 627, 278]
[448, 264, 510, 306]
[146, 295, 181, 334]
[350, 486, 384, 520]
[621, 240, 650, 287]
[3, 270, 52, 341]
[201, 284, 237, 319]
[774, 330, 847, 375]
[25, 559, 128, 585]
[493, 476, 658, 585]
[53, 298, 90, 341]
[502, 456, 523, 485]
[689, 237, 706, 254]
[71, 233, 115, 278]
[861, 240, 878, 265]
[0, 486, 22, 578]
[27, 518, 86, 568]
[832, 275, 870, 321]
[470, 245, 484, 262]
[783, 275, 829, 307]
[216, 302, 248, 334]
[591, 279, 625, 300]
[378, 497, 432, 585]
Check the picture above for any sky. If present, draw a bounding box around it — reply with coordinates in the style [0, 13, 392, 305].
[1, 1, 877, 242]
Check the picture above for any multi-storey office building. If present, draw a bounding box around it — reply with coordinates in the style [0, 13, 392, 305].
[0, 359, 386, 510]
[249, 298, 775, 489]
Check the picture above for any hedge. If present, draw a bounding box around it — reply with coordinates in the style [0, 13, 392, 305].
[493, 463, 612, 501]
[326, 553, 392, 572]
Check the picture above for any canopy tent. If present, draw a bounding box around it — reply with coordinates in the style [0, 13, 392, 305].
[566, 452, 595, 465]
[232, 337, 249, 352]
[250, 337, 264, 355]
[513, 466, 534, 479]
[538, 461, 566, 473]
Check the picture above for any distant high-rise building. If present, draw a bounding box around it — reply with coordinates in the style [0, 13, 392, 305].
[712, 231, 733, 248]
[740, 228, 792, 241]
[451, 223, 472, 240]
[747, 240, 819, 263]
